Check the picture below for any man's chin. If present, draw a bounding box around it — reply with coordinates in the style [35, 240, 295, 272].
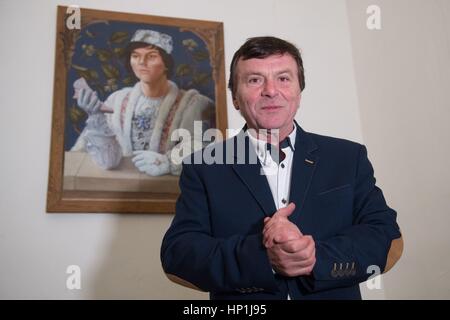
[257, 122, 284, 131]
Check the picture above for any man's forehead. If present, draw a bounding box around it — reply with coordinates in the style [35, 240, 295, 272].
[237, 53, 298, 73]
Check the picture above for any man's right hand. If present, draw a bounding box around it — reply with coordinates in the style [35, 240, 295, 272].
[263, 203, 302, 248]
[77, 88, 101, 115]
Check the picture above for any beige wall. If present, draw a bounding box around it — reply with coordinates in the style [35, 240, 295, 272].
[346, 0, 450, 299]
[1, 0, 447, 299]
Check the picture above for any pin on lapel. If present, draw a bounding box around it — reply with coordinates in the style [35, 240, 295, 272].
[305, 159, 315, 165]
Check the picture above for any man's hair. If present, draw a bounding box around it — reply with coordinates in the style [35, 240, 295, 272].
[124, 42, 174, 82]
[228, 36, 305, 98]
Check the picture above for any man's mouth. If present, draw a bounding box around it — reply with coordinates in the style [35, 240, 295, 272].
[261, 105, 282, 111]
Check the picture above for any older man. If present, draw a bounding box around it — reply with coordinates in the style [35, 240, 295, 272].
[161, 36, 403, 299]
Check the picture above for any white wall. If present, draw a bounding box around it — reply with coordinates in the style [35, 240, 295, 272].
[0, 0, 400, 299]
[346, 0, 450, 299]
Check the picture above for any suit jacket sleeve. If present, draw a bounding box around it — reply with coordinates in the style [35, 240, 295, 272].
[160, 160, 279, 293]
[299, 145, 401, 292]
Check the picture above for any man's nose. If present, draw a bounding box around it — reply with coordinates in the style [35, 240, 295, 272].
[138, 56, 145, 65]
[261, 79, 278, 98]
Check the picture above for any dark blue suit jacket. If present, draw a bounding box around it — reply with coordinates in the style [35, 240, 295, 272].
[161, 123, 401, 300]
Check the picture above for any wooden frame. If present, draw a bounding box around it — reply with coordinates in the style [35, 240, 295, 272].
[47, 6, 227, 213]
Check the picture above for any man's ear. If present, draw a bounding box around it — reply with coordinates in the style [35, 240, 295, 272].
[233, 98, 239, 110]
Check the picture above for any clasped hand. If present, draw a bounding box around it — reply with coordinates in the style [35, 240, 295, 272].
[263, 203, 316, 277]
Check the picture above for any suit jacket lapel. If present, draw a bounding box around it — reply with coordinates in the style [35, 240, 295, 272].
[230, 123, 319, 219]
[289, 122, 319, 222]
[231, 129, 277, 217]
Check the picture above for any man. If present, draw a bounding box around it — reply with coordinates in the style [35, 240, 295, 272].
[160, 36, 403, 299]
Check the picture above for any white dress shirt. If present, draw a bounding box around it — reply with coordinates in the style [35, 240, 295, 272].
[247, 124, 297, 300]
[247, 125, 297, 210]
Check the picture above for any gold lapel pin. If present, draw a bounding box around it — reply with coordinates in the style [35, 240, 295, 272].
[305, 159, 315, 165]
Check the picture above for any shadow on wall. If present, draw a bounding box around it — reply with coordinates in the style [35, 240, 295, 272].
[89, 213, 208, 299]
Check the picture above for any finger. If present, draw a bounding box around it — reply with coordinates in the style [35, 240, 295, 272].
[263, 214, 285, 234]
[274, 230, 300, 244]
[263, 203, 296, 233]
[264, 228, 280, 248]
[263, 233, 274, 248]
[295, 257, 316, 275]
[264, 224, 297, 248]
[87, 93, 98, 112]
[263, 215, 298, 238]
[132, 151, 144, 161]
[134, 159, 153, 168]
[274, 202, 296, 218]
[300, 236, 316, 259]
[263, 222, 283, 244]
[78, 88, 86, 106]
[263, 222, 281, 245]
[83, 89, 93, 106]
[280, 237, 310, 254]
[132, 155, 144, 163]
[273, 252, 316, 277]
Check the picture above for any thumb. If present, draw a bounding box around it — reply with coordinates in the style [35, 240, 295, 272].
[276, 202, 296, 218]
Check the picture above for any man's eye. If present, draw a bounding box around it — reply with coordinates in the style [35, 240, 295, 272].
[279, 76, 290, 82]
[248, 78, 261, 84]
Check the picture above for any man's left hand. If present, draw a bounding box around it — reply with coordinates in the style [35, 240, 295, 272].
[266, 235, 316, 277]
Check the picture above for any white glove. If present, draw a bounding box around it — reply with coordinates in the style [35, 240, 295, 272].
[132, 150, 170, 176]
[77, 87, 101, 115]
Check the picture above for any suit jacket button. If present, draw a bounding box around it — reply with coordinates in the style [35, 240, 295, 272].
[350, 262, 356, 276]
[331, 263, 338, 278]
[337, 263, 345, 277]
[344, 263, 351, 276]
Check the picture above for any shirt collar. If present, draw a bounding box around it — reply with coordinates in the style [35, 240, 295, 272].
[246, 123, 297, 164]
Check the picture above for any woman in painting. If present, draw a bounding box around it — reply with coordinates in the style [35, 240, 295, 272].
[72, 29, 215, 176]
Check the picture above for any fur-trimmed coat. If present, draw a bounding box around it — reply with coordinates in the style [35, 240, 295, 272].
[72, 81, 215, 175]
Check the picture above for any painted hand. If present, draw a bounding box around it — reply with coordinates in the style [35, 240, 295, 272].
[77, 87, 101, 115]
[132, 150, 170, 176]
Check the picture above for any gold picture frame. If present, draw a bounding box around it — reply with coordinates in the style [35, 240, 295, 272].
[47, 6, 227, 213]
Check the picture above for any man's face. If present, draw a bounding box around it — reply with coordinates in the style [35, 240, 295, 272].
[130, 46, 167, 84]
[233, 53, 301, 138]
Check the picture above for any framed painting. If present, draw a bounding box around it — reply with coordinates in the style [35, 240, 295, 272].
[47, 6, 227, 213]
